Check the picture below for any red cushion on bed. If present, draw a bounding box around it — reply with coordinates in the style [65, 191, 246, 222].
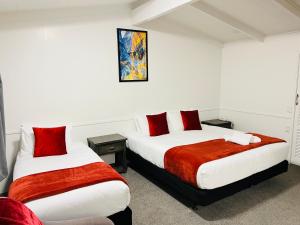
[33, 126, 67, 157]
[0, 198, 43, 225]
[180, 110, 202, 130]
[146, 112, 169, 136]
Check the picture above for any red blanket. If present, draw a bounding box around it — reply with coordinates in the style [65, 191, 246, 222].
[164, 133, 285, 188]
[9, 162, 127, 203]
[0, 198, 43, 225]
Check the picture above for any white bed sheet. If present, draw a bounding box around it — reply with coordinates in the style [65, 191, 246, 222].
[13, 143, 130, 221]
[125, 125, 289, 190]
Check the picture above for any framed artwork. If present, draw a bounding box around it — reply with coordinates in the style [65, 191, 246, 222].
[117, 28, 148, 82]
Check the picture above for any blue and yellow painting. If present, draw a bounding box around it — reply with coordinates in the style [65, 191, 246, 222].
[117, 29, 148, 81]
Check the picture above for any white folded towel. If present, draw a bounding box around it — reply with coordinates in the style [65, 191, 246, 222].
[250, 135, 261, 143]
[224, 132, 262, 145]
[223, 134, 231, 142]
[224, 131, 253, 145]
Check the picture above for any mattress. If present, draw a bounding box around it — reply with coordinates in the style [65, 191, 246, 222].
[125, 125, 289, 190]
[13, 143, 130, 221]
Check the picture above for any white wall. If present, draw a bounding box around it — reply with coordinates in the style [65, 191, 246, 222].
[220, 32, 300, 162]
[0, 5, 222, 193]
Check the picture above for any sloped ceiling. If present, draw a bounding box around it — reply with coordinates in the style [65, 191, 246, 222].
[199, 0, 300, 35]
[134, 0, 300, 43]
[165, 5, 249, 43]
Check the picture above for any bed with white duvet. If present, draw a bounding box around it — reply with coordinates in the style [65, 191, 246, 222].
[125, 124, 289, 190]
[13, 142, 130, 221]
[12, 123, 130, 221]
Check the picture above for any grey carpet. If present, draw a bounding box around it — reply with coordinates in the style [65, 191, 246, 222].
[123, 165, 300, 225]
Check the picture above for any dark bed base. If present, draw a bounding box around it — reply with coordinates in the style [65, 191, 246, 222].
[108, 207, 132, 225]
[127, 149, 289, 208]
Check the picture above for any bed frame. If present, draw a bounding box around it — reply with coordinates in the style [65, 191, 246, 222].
[1, 192, 132, 225]
[127, 148, 289, 208]
[108, 207, 132, 225]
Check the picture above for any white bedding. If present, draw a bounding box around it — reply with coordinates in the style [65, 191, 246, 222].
[13, 143, 130, 221]
[125, 125, 289, 189]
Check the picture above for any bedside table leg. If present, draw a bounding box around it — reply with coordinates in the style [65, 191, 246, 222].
[115, 149, 127, 173]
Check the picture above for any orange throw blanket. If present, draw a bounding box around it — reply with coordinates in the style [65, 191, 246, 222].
[164, 133, 285, 188]
[9, 162, 127, 203]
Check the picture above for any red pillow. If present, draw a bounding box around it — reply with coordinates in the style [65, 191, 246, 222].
[0, 198, 43, 225]
[146, 112, 169, 136]
[180, 110, 202, 130]
[33, 126, 67, 157]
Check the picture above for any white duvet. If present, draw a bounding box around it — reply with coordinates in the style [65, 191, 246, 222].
[13, 143, 130, 221]
[125, 125, 289, 189]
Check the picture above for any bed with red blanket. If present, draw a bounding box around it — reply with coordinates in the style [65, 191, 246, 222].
[125, 124, 289, 207]
[11, 142, 131, 225]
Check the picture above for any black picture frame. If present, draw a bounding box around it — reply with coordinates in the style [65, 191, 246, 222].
[117, 28, 148, 82]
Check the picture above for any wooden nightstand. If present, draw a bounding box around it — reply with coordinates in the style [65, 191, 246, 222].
[202, 119, 233, 129]
[87, 134, 127, 173]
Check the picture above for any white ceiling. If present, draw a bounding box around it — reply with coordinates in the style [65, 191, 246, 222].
[0, 0, 300, 43]
[165, 5, 249, 43]
[201, 0, 300, 35]
[0, 0, 138, 12]
[163, 0, 300, 43]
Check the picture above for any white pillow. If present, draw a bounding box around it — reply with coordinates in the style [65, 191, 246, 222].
[167, 111, 184, 132]
[136, 114, 149, 135]
[20, 123, 72, 155]
[134, 113, 152, 136]
[134, 116, 142, 133]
